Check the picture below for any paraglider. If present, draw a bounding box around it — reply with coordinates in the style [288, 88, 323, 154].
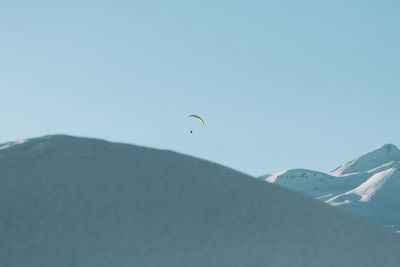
[188, 114, 204, 126]
[188, 114, 204, 134]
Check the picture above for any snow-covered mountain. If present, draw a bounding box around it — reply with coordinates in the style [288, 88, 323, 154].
[260, 144, 400, 232]
[1, 135, 400, 267]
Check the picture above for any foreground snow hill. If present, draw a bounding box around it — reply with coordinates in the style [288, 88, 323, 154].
[260, 144, 400, 232]
[1, 135, 400, 267]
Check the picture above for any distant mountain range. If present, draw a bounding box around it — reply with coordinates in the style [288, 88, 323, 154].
[260, 144, 400, 233]
[1, 135, 400, 266]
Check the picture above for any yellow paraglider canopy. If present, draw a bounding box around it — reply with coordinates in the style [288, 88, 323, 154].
[188, 114, 204, 126]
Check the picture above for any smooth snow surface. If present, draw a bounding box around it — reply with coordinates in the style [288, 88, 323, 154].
[1, 135, 400, 267]
[260, 144, 400, 232]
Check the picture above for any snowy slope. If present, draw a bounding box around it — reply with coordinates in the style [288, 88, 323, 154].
[260, 144, 400, 232]
[262, 169, 349, 199]
[1, 135, 400, 267]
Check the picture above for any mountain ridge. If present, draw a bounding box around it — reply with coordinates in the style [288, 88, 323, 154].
[2, 135, 400, 266]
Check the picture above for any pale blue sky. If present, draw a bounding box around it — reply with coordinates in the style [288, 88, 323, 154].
[1, 1, 399, 176]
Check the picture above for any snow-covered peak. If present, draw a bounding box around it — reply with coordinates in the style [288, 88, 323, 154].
[260, 143, 400, 233]
[330, 143, 400, 176]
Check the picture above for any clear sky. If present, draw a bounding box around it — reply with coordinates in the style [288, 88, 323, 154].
[1, 0, 399, 176]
